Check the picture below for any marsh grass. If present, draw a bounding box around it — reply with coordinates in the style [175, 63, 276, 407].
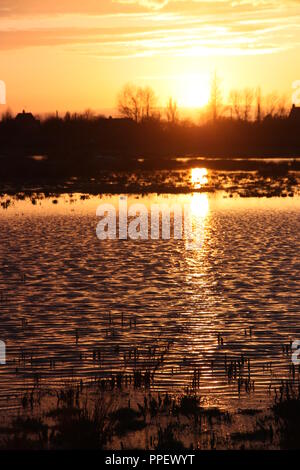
[1, 380, 299, 450]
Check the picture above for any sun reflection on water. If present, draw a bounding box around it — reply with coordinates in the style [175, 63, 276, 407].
[190, 192, 209, 218]
[191, 168, 208, 188]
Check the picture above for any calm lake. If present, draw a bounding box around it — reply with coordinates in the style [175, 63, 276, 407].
[0, 182, 299, 413]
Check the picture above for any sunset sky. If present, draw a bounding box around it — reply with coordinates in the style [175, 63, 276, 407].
[1, 0, 300, 114]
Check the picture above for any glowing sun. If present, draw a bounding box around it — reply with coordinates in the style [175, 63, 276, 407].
[178, 74, 210, 108]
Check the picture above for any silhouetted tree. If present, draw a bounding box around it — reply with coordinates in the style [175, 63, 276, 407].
[82, 109, 96, 121]
[166, 98, 178, 124]
[1, 109, 13, 122]
[209, 71, 222, 121]
[229, 90, 242, 120]
[264, 92, 279, 118]
[118, 84, 156, 122]
[142, 86, 156, 119]
[276, 94, 289, 118]
[242, 88, 254, 121]
[255, 87, 262, 122]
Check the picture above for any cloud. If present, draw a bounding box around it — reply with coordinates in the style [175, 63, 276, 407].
[115, 0, 169, 10]
[0, 0, 299, 58]
[0, 1, 292, 17]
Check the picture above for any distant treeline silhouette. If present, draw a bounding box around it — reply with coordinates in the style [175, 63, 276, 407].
[0, 83, 300, 177]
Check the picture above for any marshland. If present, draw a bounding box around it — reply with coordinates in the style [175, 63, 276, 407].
[2, 0, 300, 454]
[0, 168, 299, 449]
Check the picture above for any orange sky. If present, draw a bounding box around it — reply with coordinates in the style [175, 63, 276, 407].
[1, 0, 300, 114]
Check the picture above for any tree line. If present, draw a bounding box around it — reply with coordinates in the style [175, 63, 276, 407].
[0, 77, 299, 178]
[117, 75, 292, 124]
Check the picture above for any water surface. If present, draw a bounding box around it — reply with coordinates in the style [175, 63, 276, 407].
[0, 191, 299, 412]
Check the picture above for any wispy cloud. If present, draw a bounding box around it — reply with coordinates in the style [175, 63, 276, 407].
[115, 0, 169, 10]
[0, 0, 299, 58]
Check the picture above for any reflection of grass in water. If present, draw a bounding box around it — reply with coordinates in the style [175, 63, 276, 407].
[110, 407, 146, 437]
[1, 381, 300, 450]
[1, 395, 112, 450]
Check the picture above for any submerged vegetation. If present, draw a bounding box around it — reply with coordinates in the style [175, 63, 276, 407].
[0, 168, 299, 200]
[1, 380, 300, 450]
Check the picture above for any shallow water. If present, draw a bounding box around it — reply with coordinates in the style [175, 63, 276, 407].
[0, 190, 299, 413]
[1, 168, 299, 197]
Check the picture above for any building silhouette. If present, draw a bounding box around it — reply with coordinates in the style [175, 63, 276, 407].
[289, 104, 300, 121]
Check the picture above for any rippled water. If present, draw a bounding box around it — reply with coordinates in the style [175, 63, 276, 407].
[0, 191, 299, 412]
